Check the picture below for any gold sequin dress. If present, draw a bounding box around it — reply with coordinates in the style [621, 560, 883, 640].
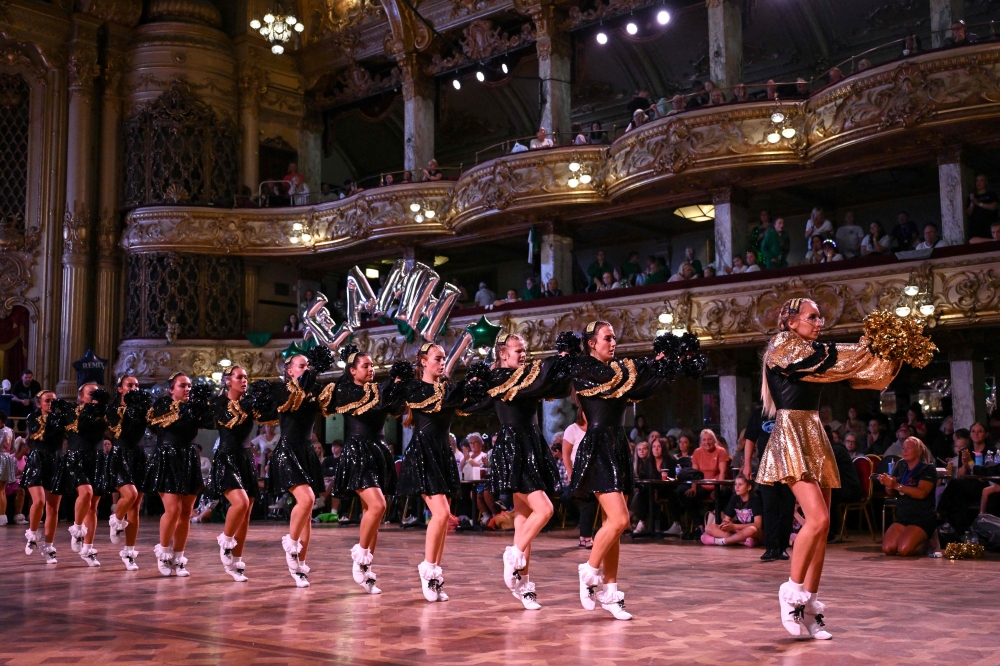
[757, 331, 901, 487]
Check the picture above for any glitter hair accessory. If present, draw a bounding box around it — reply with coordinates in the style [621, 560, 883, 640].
[585, 321, 598, 333]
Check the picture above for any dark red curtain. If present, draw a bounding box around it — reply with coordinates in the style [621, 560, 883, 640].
[0, 306, 29, 383]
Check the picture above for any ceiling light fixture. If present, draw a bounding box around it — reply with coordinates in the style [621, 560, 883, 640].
[365, 268, 380, 279]
[626, 22, 638, 35]
[252, 4, 303, 56]
[476, 71, 485, 82]
[673, 204, 715, 222]
[596, 31, 608, 45]
[657, 9, 670, 25]
[501, 62, 509, 74]
[452, 79, 461, 90]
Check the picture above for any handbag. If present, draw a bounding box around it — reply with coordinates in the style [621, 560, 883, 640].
[677, 468, 705, 482]
[972, 513, 1000, 551]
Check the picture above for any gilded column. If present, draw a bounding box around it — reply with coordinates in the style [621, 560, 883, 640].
[707, 0, 743, 93]
[57, 19, 101, 397]
[531, 5, 572, 139]
[94, 25, 130, 365]
[243, 259, 260, 332]
[397, 53, 435, 175]
[238, 57, 267, 194]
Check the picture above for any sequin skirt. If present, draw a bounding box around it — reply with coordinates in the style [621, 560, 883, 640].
[757, 410, 841, 488]
[22, 449, 55, 488]
[568, 426, 633, 498]
[397, 431, 460, 498]
[143, 441, 204, 496]
[208, 448, 260, 500]
[268, 437, 324, 495]
[0, 452, 16, 484]
[333, 436, 397, 495]
[105, 443, 148, 489]
[50, 449, 100, 495]
[488, 425, 560, 496]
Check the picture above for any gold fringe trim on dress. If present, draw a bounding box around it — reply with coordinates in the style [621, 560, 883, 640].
[278, 378, 307, 413]
[29, 415, 45, 441]
[578, 360, 623, 397]
[336, 383, 380, 416]
[407, 382, 446, 413]
[110, 404, 125, 439]
[606, 358, 638, 399]
[488, 364, 528, 398]
[64, 404, 84, 434]
[221, 400, 249, 429]
[147, 400, 181, 427]
[317, 383, 335, 415]
[505, 360, 541, 401]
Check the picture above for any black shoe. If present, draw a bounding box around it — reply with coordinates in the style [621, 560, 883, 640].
[778, 550, 790, 560]
[760, 549, 781, 562]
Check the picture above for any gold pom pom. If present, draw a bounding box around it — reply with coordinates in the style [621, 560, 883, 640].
[944, 542, 985, 560]
[862, 310, 937, 369]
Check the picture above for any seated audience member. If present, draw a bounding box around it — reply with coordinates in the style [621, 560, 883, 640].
[685, 80, 709, 109]
[572, 123, 588, 145]
[474, 282, 497, 307]
[906, 402, 928, 439]
[542, 278, 562, 298]
[522, 277, 542, 301]
[586, 250, 612, 291]
[495, 289, 519, 306]
[943, 19, 976, 47]
[805, 207, 834, 239]
[802, 235, 825, 265]
[845, 407, 867, 443]
[674, 429, 730, 535]
[626, 108, 648, 132]
[620, 251, 642, 283]
[844, 432, 864, 459]
[626, 88, 652, 115]
[284, 313, 302, 332]
[744, 251, 761, 272]
[835, 212, 865, 258]
[914, 223, 945, 250]
[891, 212, 919, 251]
[829, 436, 863, 539]
[884, 423, 914, 458]
[937, 425, 996, 537]
[762, 218, 790, 268]
[630, 417, 650, 444]
[529, 127, 554, 150]
[684, 247, 703, 276]
[857, 59, 872, 71]
[701, 474, 762, 547]
[902, 34, 921, 57]
[589, 121, 607, 145]
[728, 254, 747, 274]
[707, 89, 726, 106]
[861, 221, 893, 256]
[668, 262, 694, 282]
[675, 434, 695, 467]
[971, 221, 1000, 244]
[867, 417, 891, 455]
[611, 267, 630, 288]
[702, 266, 716, 278]
[629, 440, 655, 533]
[668, 94, 685, 114]
[820, 239, 844, 262]
[422, 159, 444, 181]
[826, 67, 845, 85]
[644, 257, 670, 284]
[319, 440, 344, 516]
[967, 174, 999, 242]
[383, 174, 394, 186]
[732, 83, 749, 102]
[597, 271, 615, 291]
[880, 437, 939, 556]
[401, 170, 413, 183]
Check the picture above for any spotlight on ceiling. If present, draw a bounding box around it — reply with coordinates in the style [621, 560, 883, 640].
[657, 9, 670, 25]
[596, 31, 608, 45]
[452, 79, 461, 90]
[501, 62, 509, 74]
[476, 71, 485, 82]
[626, 22, 638, 35]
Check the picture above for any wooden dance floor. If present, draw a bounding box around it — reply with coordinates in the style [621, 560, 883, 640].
[3, 522, 998, 664]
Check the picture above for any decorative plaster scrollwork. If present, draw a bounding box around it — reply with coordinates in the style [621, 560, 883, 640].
[67, 45, 100, 89]
[62, 204, 91, 256]
[0, 253, 37, 319]
[77, 0, 142, 27]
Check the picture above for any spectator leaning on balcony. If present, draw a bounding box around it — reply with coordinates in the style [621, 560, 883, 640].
[802, 235, 825, 265]
[529, 127, 554, 150]
[820, 239, 844, 263]
[762, 217, 790, 269]
[668, 262, 695, 282]
[685, 80, 709, 109]
[834, 211, 865, 258]
[474, 282, 496, 308]
[892, 211, 919, 250]
[522, 277, 542, 301]
[589, 121, 608, 145]
[586, 250, 612, 291]
[495, 289, 519, 306]
[422, 159, 444, 181]
[805, 207, 834, 239]
[626, 108, 648, 132]
[744, 251, 762, 273]
[728, 255, 747, 274]
[542, 278, 562, 298]
[643, 256, 670, 285]
[861, 221, 893, 256]
[943, 20, 977, 48]
[914, 223, 945, 250]
[967, 174, 999, 242]
[571, 123, 588, 146]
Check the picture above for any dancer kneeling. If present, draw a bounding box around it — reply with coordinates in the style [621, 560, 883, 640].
[319, 345, 409, 595]
[563, 322, 704, 620]
[758, 299, 932, 639]
[398, 343, 487, 602]
[105, 375, 152, 570]
[466, 333, 572, 610]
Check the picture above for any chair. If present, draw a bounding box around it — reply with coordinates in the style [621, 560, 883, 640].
[838, 456, 876, 541]
[882, 498, 897, 536]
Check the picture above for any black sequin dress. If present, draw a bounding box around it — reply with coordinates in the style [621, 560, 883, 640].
[568, 355, 675, 498]
[470, 357, 571, 495]
[263, 371, 325, 495]
[22, 410, 66, 489]
[320, 377, 407, 495]
[105, 393, 151, 489]
[397, 380, 480, 498]
[50, 403, 110, 496]
[143, 397, 213, 495]
[207, 394, 262, 500]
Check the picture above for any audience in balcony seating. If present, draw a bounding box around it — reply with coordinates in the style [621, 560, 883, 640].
[744, 251, 761, 272]
[685, 80, 709, 109]
[700, 474, 762, 547]
[748, 209, 772, 264]
[384, 174, 395, 186]
[495, 289, 519, 306]
[627, 88, 653, 115]
[643, 256, 670, 285]
[530, 127, 554, 150]
[820, 239, 844, 262]
[571, 123, 588, 145]
[283, 314, 303, 332]
[967, 174, 999, 242]
[626, 109, 648, 132]
[586, 250, 613, 291]
[762, 217, 790, 268]
[684, 247, 703, 277]
[902, 34, 922, 57]
[892, 211, 919, 250]
[589, 121, 608, 145]
[861, 221, 893, 256]
[943, 20, 976, 48]
[826, 67, 845, 85]
[620, 251, 642, 283]
[668, 262, 695, 282]
[702, 266, 717, 278]
[422, 159, 444, 181]
[474, 282, 496, 308]
[835, 211, 865, 258]
[805, 207, 834, 239]
[522, 277, 542, 301]
[707, 90, 726, 106]
[542, 278, 562, 298]
[402, 170, 413, 183]
[727, 255, 747, 274]
[914, 223, 945, 250]
[802, 235, 825, 265]
[857, 59, 873, 71]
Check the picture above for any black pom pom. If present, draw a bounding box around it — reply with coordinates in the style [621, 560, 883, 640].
[50, 399, 74, 420]
[653, 332, 705, 380]
[124, 388, 153, 412]
[247, 379, 276, 415]
[89, 387, 111, 408]
[307, 345, 334, 373]
[189, 383, 214, 405]
[555, 331, 582, 356]
[551, 353, 575, 377]
[463, 376, 488, 404]
[465, 361, 491, 384]
[339, 344, 360, 364]
[389, 360, 415, 382]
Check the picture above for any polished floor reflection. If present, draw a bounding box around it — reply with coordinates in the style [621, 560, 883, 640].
[2, 522, 997, 664]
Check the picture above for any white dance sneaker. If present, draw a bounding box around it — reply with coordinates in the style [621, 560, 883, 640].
[41, 543, 58, 564]
[351, 544, 380, 594]
[513, 577, 541, 610]
[173, 553, 190, 577]
[778, 580, 811, 637]
[293, 562, 311, 588]
[68, 524, 86, 553]
[503, 546, 526, 590]
[225, 560, 248, 582]
[120, 547, 139, 571]
[24, 529, 39, 555]
[109, 515, 128, 545]
[153, 544, 174, 576]
[281, 534, 302, 572]
[217, 533, 237, 567]
[597, 586, 632, 621]
[418, 561, 446, 602]
[0, 515, 6, 525]
[802, 595, 833, 640]
[79, 544, 101, 567]
[14, 514, 27, 525]
[578, 563, 603, 611]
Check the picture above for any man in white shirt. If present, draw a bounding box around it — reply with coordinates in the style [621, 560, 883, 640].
[834, 212, 865, 258]
[529, 127, 554, 150]
[474, 282, 496, 307]
[914, 223, 946, 250]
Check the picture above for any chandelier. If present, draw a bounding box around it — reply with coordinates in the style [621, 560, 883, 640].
[250, 4, 304, 55]
[891, 270, 936, 326]
[766, 98, 797, 144]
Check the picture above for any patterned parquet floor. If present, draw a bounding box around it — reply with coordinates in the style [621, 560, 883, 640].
[2, 521, 998, 665]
